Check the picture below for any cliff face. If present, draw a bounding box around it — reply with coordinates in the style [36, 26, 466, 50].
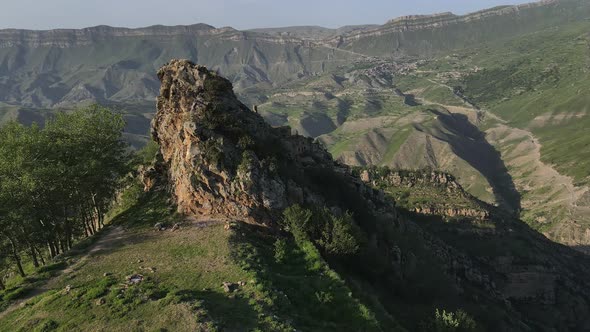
[149, 60, 590, 331]
[151, 59, 384, 221]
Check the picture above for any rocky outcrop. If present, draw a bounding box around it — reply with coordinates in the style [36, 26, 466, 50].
[360, 168, 491, 219]
[413, 206, 489, 219]
[151, 59, 378, 221]
[360, 169, 462, 190]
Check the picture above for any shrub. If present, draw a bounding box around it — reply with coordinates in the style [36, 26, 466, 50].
[202, 139, 223, 165]
[318, 212, 361, 255]
[133, 139, 160, 166]
[273, 239, 288, 263]
[281, 205, 313, 243]
[4, 286, 33, 301]
[237, 135, 255, 150]
[237, 150, 256, 176]
[422, 308, 478, 332]
[83, 276, 116, 300]
[282, 205, 362, 256]
[315, 291, 334, 305]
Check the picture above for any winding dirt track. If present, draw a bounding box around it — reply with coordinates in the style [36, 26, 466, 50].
[0, 226, 125, 320]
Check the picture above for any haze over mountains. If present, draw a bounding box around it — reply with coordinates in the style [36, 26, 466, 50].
[1, 0, 590, 250]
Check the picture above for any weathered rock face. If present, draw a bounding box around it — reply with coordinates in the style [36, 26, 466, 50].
[151, 60, 341, 221]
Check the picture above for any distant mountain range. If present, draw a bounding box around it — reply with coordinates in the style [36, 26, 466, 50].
[1, 0, 590, 250]
[0, 0, 587, 110]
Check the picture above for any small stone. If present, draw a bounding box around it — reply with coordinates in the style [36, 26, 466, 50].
[222, 282, 237, 293]
[96, 298, 106, 306]
[126, 274, 144, 285]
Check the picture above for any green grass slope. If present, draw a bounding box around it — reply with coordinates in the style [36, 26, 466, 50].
[0, 185, 399, 332]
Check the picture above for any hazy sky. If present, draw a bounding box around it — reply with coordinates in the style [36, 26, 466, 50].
[0, 0, 534, 30]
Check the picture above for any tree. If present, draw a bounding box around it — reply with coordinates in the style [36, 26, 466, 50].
[0, 105, 130, 281]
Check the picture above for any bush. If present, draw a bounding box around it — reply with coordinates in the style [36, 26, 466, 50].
[237, 135, 255, 150]
[202, 139, 223, 165]
[282, 205, 362, 256]
[237, 150, 256, 176]
[421, 308, 478, 332]
[315, 291, 334, 305]
[318, 212, 361, 255]
[281, 205, 313, 243]
[273, 239, 288, 263]
[133, 140, 160, 166]
[83, 276, 116, 300]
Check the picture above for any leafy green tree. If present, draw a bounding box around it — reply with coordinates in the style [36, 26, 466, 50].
[0, 105, 130, 281]
[0, 122, 43, 276]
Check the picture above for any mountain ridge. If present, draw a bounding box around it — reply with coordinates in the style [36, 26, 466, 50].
[0, 0, 569, 48]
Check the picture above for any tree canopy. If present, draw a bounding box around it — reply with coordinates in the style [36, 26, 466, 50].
[0, 105, 130, 284]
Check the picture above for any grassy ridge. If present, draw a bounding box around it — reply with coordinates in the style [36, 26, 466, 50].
[0, 184, 395, 331]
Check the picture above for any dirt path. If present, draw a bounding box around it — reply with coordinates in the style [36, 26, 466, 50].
[0, 226, 125, 320]
[59, 226, 126, 275]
